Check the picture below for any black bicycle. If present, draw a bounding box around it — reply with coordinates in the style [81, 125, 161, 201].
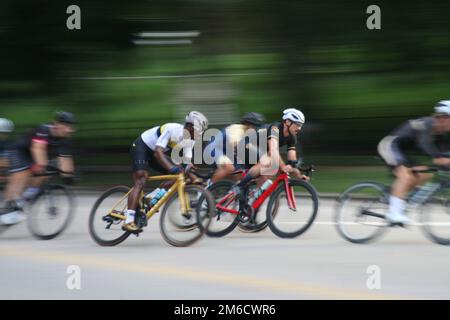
[335, 166, 450, 245]
[0, 165, 75, 239]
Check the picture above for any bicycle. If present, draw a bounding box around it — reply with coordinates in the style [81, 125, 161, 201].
[88, 169, 215, 247]
[0, 165, 75, 240]
[190, 168, 277, 235]
[335, 166, 450, 245]
[197, 165, 318, 238]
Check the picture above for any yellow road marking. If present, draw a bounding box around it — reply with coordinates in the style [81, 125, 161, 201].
[0, 245, 412, 300]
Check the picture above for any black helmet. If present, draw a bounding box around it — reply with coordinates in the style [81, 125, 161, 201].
[240, 112, 265, 127]
[55, 111, 76, 125]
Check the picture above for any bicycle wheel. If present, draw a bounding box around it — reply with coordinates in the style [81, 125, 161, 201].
[160, 185, 214, 247]
[421, 186, 450, 245]
[27, 184, 74, 240]
[335, 182, 389, 244]
[266, 179, 318, 238]
[199, 180, 240, 237]
[89, 186, 131, 246]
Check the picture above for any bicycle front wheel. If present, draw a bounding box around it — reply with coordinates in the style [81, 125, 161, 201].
[27, 184, 74, 240]
[335, 182, 389, 244]
[421, 186, 450, 245]
[160, 185, 214, 247]
[266, 179, 318, 238]
[201, 180, 240, 237]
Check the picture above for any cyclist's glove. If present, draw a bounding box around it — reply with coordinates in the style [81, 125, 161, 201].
[169, 166, 182, 174]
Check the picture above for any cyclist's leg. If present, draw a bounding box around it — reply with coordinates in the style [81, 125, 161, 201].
[1, 149, 31, 224]
[211, 157, 237, 184]
[4, 148, 32, 203]
[148, 151, 178, 189]
[124, 137, 151, 231]
[378, 136, 416, 223]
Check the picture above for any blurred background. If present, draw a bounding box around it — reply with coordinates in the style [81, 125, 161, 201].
[1, 0, 449, 192]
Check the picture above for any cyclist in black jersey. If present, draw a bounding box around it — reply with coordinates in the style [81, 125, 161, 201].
[0, 112, 76, 225]
[377, 100, 450, 224]
[231, 108, 309, 196]
[0, 118, 14, 183]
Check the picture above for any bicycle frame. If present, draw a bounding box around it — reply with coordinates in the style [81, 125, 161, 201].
[216, 172, 297, 214]
[108, 173, 191, 220]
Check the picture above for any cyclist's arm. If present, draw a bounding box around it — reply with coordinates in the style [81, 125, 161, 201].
[58, 156, 74, 177]
[153, 129, 177, 171]
[154, 146, 175, 171]
[433, 157, 450, 167]
[267, 125, 281, 163]
[30, 140, 48, 168]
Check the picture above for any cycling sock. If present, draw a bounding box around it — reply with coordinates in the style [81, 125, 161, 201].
[389, 196, 406, 216]
[125, 209, 136, 224]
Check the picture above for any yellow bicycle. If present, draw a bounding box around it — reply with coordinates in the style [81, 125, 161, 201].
[88, 171, 214, 247]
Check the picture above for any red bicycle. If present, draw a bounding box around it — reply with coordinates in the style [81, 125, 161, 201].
[197, 166, 319, 238]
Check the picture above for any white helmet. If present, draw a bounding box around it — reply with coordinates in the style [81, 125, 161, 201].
[282, 108, 305, 124]
[0, 118, 14, 133]
[185, 111, 208, 133]
[435, 100, 450, 116]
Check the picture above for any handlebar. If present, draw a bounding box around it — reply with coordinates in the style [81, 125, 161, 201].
[412, 166, 449, 174]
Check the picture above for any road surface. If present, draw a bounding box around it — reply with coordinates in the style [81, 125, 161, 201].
[1, 193, 449, 300]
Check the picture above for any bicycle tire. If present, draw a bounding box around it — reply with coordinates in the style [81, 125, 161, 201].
[202, 180, 240, 237]
[88, 186, 131, 246]
[421, 185, 450, 245]
[266, 179, 319, 238]
[27, 184, 75, 240]
[160, 185, 214, 247]
[335, 182, 389, 244]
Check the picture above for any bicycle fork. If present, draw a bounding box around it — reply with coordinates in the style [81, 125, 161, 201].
[284, 179, 297, 211]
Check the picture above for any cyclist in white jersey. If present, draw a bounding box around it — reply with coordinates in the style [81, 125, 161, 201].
[123, 111, 208, 232]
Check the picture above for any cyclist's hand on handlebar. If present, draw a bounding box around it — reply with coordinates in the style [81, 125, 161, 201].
[433, 157, 450, 167]
[281, 164, 294, 174]
[169, 166, 183, 174]
[291, 168, 310, 181]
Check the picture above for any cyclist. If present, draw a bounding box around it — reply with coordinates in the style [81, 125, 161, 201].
[0, 118, 14, 182]
[232, 108, 309, 197]
[208, 112, 265, 184]
[123, 111, 208, 232]
[0, 112, 76, 225]
[377, 100, 450, 225]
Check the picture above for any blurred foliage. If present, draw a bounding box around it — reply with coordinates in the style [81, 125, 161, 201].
[1, 0, 449, 168]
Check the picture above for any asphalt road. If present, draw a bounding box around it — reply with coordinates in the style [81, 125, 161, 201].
[1, 193, 449, 300]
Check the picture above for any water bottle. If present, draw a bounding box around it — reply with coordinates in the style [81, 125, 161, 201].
[409, 182, 440, 206]
[144, 188, 160, 206]
[150, 189, 168, 206]
[248, 180, 273, 205]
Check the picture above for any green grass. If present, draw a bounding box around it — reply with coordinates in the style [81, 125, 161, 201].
[311, 166, 392, 194]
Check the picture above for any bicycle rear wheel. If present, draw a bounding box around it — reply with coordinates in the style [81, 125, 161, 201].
[421, 186, 450, 245]
[335, 182, 389, 244]
[204, 180, 240, 237]
[266, 179, 318, 238]
[160, 185, 214, 247]
[27, 184, 74, 240]
[88, 186, 131, 246]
